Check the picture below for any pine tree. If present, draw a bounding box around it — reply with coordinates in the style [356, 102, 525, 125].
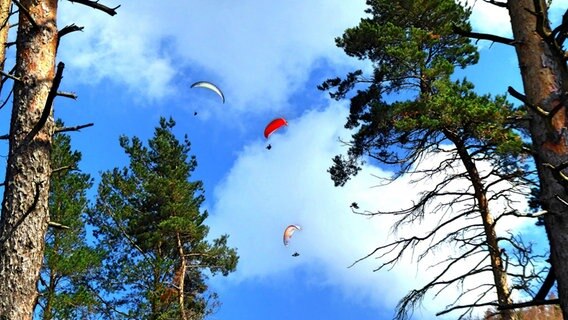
[89, 117, 238, 319]
[452, 0, 568, 316]
[320, 1, 541, 319]
[34, 121, 104, 319]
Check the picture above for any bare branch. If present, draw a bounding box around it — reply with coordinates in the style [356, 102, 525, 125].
[482, 0, 507, 8]
[52, 165, 76, 174]
[0, 87, 13, 111]
[498, 209, 547, 219]
[534, 266, 555, 300]
[47, 221, 70, 230]
[12, 0, 38, 29]
[556, 194, 568, 206]
[507, 86, 549, 117]
[54, 123, 94, 134]
[58, 23, 84, 38]
[498, 298, 560, 310]
[453, 24, 515, 45]
[436, 301, 499, 317]
[56, 91, 77, 100]
[543, 162, 568, 187]
[0, 69, 21, 82]
[67, 0, 120, 16]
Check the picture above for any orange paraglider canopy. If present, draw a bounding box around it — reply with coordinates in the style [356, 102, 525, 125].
[264, 118, 288, 138]
[283, 224, 301, 246]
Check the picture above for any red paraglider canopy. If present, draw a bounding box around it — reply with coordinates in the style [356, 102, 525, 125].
[264, 118, 288, 138]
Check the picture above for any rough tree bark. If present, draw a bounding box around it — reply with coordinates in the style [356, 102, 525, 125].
[0, 0, 58, 318]
[507, 0, 568, 318]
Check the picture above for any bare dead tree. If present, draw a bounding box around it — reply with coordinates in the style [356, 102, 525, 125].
[346, 136, 545, 319]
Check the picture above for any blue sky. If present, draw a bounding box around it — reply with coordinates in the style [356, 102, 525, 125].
[29, 0, 567, 319]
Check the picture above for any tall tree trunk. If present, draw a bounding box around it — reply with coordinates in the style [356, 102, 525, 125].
[508, 0, 568, 318]
[0, 0, 58, 318]
[449, 132, 517, 320]
[176, 232, 188, 320]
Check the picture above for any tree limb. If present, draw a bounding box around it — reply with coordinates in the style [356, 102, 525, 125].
[436, 301, 499, 317]
[0, 87, 13, 111]
[482, 0, 507, 8]
[56, 91, 77, 100]
[54, 123, 94, 134]
[12, 0, 38, 29]
[543, 162, 568, 187]
[498, 298, 560, 310]
[67, 0, 120, 16]
[58, 24, 84, 38]
[499, 209, 547, 219]
[453, 24, 515, 45]
[534, 266, 556, 300]
[57, 24, 84, 49]
[508, 86, 549, 117]
[52, 165, 76, 174]
[47, 221, 70, 230]
[0, 69, 21, 82]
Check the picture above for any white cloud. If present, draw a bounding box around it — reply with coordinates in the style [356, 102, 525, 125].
[467, 0, 513, 38]
[57, 0, 366, 110]
[467, 0, 568, 40]
[207, 101, 536, 318]
[54, 0, 568, 110]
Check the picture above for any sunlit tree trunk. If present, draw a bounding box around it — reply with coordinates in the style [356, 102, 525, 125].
[0, 0, 58, 318]
[508, 0, 568, 317]
[449, 133, 517, 320]
[176, 232, 188, 320]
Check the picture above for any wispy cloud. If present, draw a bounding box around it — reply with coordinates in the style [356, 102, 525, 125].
[55, 1, 545, 317]
[467, 0, 513, 38]
[57, 1, 568, 108]
[467, 0, 568, 40]
[207, 101, 535, 318]
[57, 1, 366, 110]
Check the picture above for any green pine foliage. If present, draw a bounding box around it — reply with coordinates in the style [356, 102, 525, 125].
[89, 117, 238, 319]
[320, 0, 538, 319]
[35, 120, 104, 319]
[319, 0, 526, 186]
